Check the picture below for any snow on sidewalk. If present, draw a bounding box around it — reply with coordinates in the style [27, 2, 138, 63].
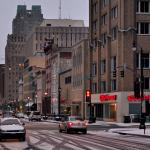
[109, 128, 150, 136]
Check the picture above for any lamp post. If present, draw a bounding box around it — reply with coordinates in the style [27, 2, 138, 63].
[35, 94, 38, 111]
[27, 97, 30, 112]
[44, 92, 48, 118]
[58, 73, 61, 115]
[132, 44, 146, 134]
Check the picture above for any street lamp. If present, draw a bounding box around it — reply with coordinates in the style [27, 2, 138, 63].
[44, 92, 48, 118]
[132, 44, 146, 133]
[27, 97, 30, 112]
[35, 94, 38, 111]
[58, 73, 61, 115]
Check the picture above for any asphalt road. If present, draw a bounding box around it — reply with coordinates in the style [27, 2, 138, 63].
[0, 120, 150, 150]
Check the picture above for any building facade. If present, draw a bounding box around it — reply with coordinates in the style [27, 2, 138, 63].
[0, 64, 5, 107]
[5, 5, 43, 106]
[23, 56, 45, 112]
[90, 0, 150, 122]
[71, 39, 90, 119]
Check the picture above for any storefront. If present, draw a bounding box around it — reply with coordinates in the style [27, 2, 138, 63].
[91, 92, 150, 122]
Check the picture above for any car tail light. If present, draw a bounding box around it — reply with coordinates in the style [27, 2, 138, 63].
[67, 122, 73, 127]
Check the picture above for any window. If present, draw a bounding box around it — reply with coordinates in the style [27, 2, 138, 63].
[101, 33, 107, 45]
[92, 83, 97, 93]
[101, 14, 107, 25]
[136, 53, 150, 68]
[111, 27, 117, 40]
[111, 6, 118, 19]
[92, 63, 97, 76]
[137, 22, 150, 34]
[137, 0, 149, 13]
[65, 76, 71, 84]
[111, 80, 116, 91]
[111, 56, 116, 71]
[144, 77, 149, 89]
[101, 59, 106, 74]
[102, 0, 108, 7]
[101, 81, 106, 92]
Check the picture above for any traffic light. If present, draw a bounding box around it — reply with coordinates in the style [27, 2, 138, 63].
[85, 90, 91, 102]
[120, 70, 124, 78]
[134, 80, 140, 98]
[113, 70, 116, 78]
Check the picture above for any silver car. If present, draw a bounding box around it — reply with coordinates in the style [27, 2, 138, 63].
[0, 118, 26, 141]
[59, 116, 87, 134]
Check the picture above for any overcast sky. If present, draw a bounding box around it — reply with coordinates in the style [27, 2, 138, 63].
[0, 0, 89, 64]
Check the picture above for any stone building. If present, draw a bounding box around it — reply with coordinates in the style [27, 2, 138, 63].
[5, 5, 43, 106]
[89, 0, 150, 122]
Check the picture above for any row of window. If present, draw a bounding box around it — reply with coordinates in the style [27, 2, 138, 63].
[91, 79, 116, 93]
[92, 56, 116, 76]
[92, 53, 150, 77]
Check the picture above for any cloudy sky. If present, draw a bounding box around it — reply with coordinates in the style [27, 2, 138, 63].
[0, 0, 89, 64]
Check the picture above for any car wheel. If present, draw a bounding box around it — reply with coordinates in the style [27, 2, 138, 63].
[83, 129, 87, 134]
[59, 128, 62, 133]
[67, 128, 70, 134]
[20, 136, 26, 141]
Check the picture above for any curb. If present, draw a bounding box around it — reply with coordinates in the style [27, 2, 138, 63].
[113, 131, 150, 138]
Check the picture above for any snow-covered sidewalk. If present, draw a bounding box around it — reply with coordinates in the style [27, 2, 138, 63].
[109, 128, 150, 137]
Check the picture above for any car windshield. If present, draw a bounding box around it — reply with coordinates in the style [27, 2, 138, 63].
[69, 117, 83, 121]
[1, 119, 20, 125]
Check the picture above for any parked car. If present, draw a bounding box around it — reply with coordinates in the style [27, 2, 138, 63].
[16, 112, 24, 118]
[59, 116, 87, 134]
[29, 111, 41, 121]
[0, 117, 26, 141]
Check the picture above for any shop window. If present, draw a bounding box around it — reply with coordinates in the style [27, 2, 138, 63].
[129, 103, 141, 114]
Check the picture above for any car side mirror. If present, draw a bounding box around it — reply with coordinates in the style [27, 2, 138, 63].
[22, 122, 25, 126]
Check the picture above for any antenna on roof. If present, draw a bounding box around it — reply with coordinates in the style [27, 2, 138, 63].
[59, 0, 62, 19]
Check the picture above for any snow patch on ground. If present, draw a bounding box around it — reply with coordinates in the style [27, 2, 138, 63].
[37, 142, 54, 150]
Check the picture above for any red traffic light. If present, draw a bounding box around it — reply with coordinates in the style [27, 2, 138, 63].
[86, 90, 91, 97]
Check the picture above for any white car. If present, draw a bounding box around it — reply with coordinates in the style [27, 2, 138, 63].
[59, 116, 88, 134]
[29, 111, 41, 121]
[0, 118, 26, 141]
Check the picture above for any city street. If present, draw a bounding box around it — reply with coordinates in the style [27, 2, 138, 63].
[0, 120, 150, 150]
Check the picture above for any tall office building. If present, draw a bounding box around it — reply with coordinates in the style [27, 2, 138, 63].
[90, 0, 150, 122]
[0, 64, 5, 106]
[5, 5, 43, 105]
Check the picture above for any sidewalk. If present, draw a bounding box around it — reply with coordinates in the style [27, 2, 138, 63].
[109, 128, 150, 137]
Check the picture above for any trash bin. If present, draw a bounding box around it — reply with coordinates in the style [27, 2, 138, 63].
[124, 115, 130, 123]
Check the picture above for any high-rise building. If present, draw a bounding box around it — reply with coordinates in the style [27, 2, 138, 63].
[25, 19, 89, 114]
[5, 5, 43, 106]
[90, 0, 150, 122]
[0, 64, 5, 106]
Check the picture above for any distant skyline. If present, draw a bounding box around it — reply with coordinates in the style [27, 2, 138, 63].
[0, 0, 89, 64]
